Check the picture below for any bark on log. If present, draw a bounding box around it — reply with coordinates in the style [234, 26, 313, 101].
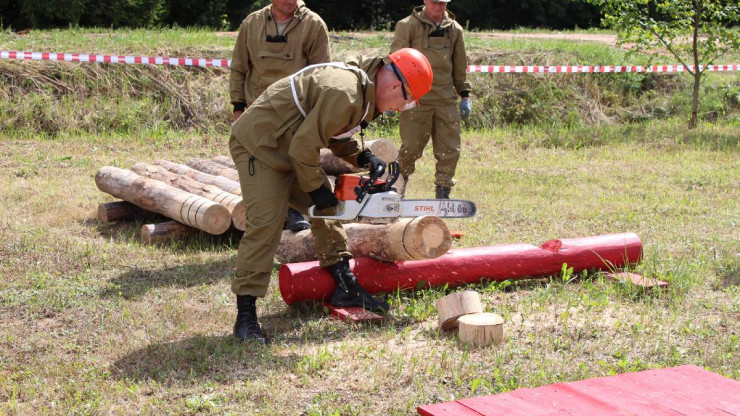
[154, 159, 241, 196]
[275, 216, 451, 263]
[130, 162, 246, 231]
[436, 291, 484, 331]
[319, 139, 399, 176]
[188, 158, 240, 182]
[211, 155, 236, 169]
[95, 166, 231, 235]
[141, 221, 194, 244]
[458, 313, 504, 347]
[97, 201, 152, 222]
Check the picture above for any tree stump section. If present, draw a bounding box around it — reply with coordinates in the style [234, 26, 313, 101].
[97, 201, 152, 222]
[275, 215, 451, 263]
[187, 158, 240, 182]
[141, 221, 194, 244]
[131, 162, 246, 231]
[154, 159, 241, 196]
[458, 313, 504, 347]
[95, 166, 231, 235]
[436, 291, 484, 331]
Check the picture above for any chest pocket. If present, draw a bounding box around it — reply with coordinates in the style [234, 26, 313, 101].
[424, 27, 450, 51]
[257, 41, 297, 89]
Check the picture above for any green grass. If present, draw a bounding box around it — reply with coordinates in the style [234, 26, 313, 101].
[1, 28, 739, 415]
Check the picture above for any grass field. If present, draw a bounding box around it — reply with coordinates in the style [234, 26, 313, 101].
[1, 28, 739, 415]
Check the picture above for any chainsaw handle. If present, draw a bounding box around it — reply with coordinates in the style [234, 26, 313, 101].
[354, 161, 400, 202]
[355, 164, 384, 202]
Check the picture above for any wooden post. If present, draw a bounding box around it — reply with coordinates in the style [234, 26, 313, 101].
[154, 159, 241, 196]
[187, 158, 240, 182]
[319, 139, 399, 176]
[95, 166, 231, 235]
[141, 221, 194, 244]
[275, 215, 451, 263]
[130, 162, 246, 231]
[458, 313, 504, 347]
[436, 291, 484, 331]
[97, 201, 152, 222]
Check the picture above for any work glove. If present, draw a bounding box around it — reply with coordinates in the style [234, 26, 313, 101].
[308, 185, 338, 210]
[357, 150, 387, 175]
[459, 98, 472, 119]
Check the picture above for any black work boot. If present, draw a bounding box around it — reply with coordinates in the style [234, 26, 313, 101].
[327, 259, 389, 314]
[285, 207, 310, 232]
[233, 294, 266, 344]
[435, 185, 451, 199]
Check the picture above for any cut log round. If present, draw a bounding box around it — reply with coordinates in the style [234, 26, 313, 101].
[319, 139, 399, 176]
[131, 162, 245, 230]
[458, 313, 504, 347]
[436, 291, 483, 331]
[275, 215, 451, 263]
[141, 221, 194, 244]
[187, 158, 239, 182]
[154, 159, 241, 196]
[95, 166, 231, 235]
[97, 201, 150, 222]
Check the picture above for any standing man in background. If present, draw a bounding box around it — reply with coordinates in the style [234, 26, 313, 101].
[229, 0, 331, 231]
[391, 0, 472, 199]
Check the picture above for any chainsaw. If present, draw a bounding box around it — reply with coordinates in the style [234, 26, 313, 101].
[308, 161, 476, 222]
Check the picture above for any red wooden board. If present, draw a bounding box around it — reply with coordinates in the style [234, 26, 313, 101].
[418, 365, 740, 416]
[325, 304, 384, 325]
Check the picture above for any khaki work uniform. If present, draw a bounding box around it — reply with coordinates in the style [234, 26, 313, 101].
[229, 58, 384, 297]
[229, 1, 331, 109]
[391, 6, 471, 189]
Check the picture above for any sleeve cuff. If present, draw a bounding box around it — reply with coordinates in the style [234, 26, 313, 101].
[460, 91, 470, 99]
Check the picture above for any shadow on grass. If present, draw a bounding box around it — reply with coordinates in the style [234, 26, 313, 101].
[99, 257, 235, 300]
[110, 333, 300, 383]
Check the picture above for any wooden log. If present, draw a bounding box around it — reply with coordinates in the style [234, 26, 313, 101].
[154, 159, 241, 196]
[188, 158, 240, 182]
[436, 291, 484, 331]
[458, 313, 504, 347]
[130, 162, 246, 231]
[141, 221, 194, 244]
[210, 155, 236, 169]
[95, 166, 231, 235]
[275, 215, 451, 263]
[319, 139, 399, 176]
[97, 201, 151, 222]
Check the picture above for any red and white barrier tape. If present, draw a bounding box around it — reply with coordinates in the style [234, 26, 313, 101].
[2, 51, 738, 73]
[0, 51, 230, 67]
[467, 64, 740, 73]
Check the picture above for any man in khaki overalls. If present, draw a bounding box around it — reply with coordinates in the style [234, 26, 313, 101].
[391, 0, 472, 199]
[229, 0, 330, 232]
[229, 48, 433, 343]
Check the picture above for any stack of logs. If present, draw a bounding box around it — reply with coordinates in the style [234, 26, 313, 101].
[95, 139, 453, 263]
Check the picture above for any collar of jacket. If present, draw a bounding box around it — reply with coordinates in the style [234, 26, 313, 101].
[264, 1, 309, 25]
[412, 5, 455, 29]
[345, 56, 388, 123]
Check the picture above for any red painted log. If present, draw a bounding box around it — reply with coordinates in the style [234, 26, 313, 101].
[278, 233, 642, 305]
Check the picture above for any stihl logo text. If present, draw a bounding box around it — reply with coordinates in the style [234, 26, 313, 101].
[414, 206, 435, 212]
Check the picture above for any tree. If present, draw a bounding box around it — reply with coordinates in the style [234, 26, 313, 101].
[591, 0, 740, 128]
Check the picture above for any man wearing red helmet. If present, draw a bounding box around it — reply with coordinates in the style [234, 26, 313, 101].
[391, 0, 472, 199]
[229, 48, 433, 343]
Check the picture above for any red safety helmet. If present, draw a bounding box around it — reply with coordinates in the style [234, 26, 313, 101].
[387, 48, 433, 104]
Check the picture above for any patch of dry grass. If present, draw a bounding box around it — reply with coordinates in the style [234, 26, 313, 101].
[1, 28, 738, 415]
[1, 119, 739, 414]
